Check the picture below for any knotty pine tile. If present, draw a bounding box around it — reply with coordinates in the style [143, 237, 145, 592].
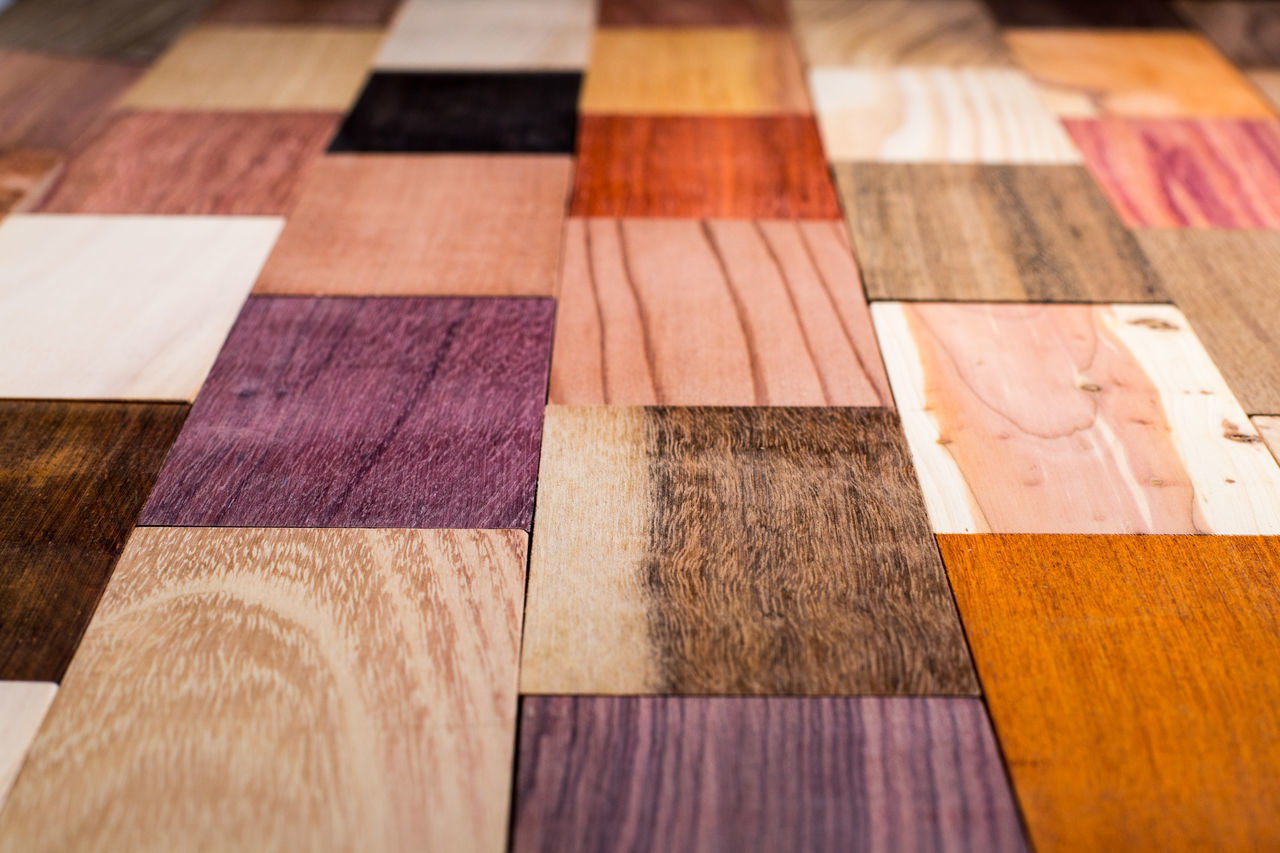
[0, 50, 140, 151]
[792, 0, 1011, 66]
[0, 0, 208, 61]
[0, 683, 56, 810]
[598, 0, 789, 26]
[0, 149, 60, 216]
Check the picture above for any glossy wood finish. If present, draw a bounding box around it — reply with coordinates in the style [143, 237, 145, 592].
[793, 0, 1010, 66]
[0, 528, 526, 853]
[0, 401, 187, 682]
[203, 0, 401, 24]
[520, 406, 976, 696]
[0, 0, 207, 60]
[939, 534, 1280, 852]
[140, 297, 554, 530]
[983, 0, 1188, 28]
[874, 302, 1280, 534]
[836, 164, 1163, 301]
[0, 684, 56, 810]
[598, 0, 788, 26]
[1256, 417, 1280, 462]
[551, 219, 890, 406]
[0, 149, 59, 215]
[1176, 1, 1280, 67]
[0, 50, 139, 151]
[572, 116, 840, 218]
[254, 155, 571, 296]
[514, 696, 1027, 853]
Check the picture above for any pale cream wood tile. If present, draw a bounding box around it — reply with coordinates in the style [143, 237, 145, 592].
[0, 683, 55, 811]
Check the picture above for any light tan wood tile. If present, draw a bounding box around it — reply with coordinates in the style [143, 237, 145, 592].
[793, 0, 1011, 66]
[0, 683, 55, 811]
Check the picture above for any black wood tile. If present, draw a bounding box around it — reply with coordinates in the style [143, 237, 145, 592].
[983, 0, 1187, 28]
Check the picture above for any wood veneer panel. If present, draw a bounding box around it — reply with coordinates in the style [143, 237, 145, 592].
[1256, 416, 1280, 463]
[513, 696, 1027, 853]
[598, 0, 788, 26]
[140, 297, 554, 529]
[835, 164, 1163, 301]
[0, 50, 139, 151]
[0, 527, 526, 853]
[0, 149, 59, 215]
[253, 155, 570, 296]
[0, 683, 55, 810]
[793, 0, 1010, 66]
[572, 116, 840, 218]
[203, 0, 401, 24]
[551, 219, 890, 406]
[0, 401, 187, 682]
[520, 406, 976, 695]
[873, 302, 1280, 534]
[938, 534, 1280, 852]
[983, 0, 1187, 28]
[1176, 1, 1280, 67]
[0, 0, 207, 61]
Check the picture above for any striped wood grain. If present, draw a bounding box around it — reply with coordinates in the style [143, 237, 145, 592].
[0, 684, 55, 810]
[1175, 1, 1280, 66]
[0, 149, 59, 216]
[598, 0, 788, 26]
[0, 50, 139, 151]
[0, 0, 207, 60]
[792, 0, 1010, 66]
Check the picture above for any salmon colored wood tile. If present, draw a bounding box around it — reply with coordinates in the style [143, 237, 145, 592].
[571, 116, 840, 218]
[551, 219, 890, 406]
[1175, 1, 1280, 67]
[984, 0, 1189, 27]
[253, 155, 570, 296]
[0, 683, 56, 811]
[938, 534, 1280, 852]
[203, 0, 401, 24]
[1256, 416, 1280, 462]
[0, 50, 140, 151]
[792, 0, 1011, 66]
[0, 149, 59, 215]
[1250, 70, 1280, 109]
[0, 527, 526, 853]
[0, 0, 208, 61]
[598, 0, 788, 26]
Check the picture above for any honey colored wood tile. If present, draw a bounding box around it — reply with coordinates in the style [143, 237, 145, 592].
[0, 0, 207, 61]
[551, 219, 890, 406]
[0, 684, 55, 810]
[204, 0, 401, 24]
[1256, 416, 1280, 462]
[599, 0, 788, 26]
[792, 0, 1011, 66]
[0, 527, 526, 853]
[0, 149, 59, 215]
[874, 302, 1280, 534]
[0, 50, 140, 151]
[1176, 1, 1280, 67]
[939, 534, 1280, 852]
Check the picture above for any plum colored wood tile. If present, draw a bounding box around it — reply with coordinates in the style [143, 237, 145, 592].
[551, 219, 891, 406]
[793, 0, 1010, 66]
[0, 683, 56, 810]
[0, 215, 281, 400]
[253, 155, 570, 297]
[598, 0, 788, 26]
[939, 534, 1280, 852]
[513, 696, 1027, 853]
[983, 0, 1188, 28]
[0, 149, 59, 215]
[203, 0, 401, 24]
[139, 297, 554, 529]
[329, 72, 580, 153]
[811, 68, 1079, 164]
[119, 26, 383, 110]
[0, 527, 526, 853]
[1065, 118, 1280, 228]
[38, 111, 337, 215]
[0, 401, 187, 682]
[0, 50, 140, 151]
[1176, 1, 1280, 66]
[581, 29, 810, 115]
[873, 302, 1280, 534]
[0, 0, 208, 61]
[572, 116, 840, 218]
[1256, 417, 1280, 462]
[835, 164, 1163, 301]
[520, 406, 976, 696]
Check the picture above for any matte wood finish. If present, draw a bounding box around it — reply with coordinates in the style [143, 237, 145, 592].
[0, 401, 188, 682]
[0, 0, 208, 60]
[1176, 1, 1280, 66]
[835, 164, 1163, 301]
[811, 68, 1080, 164]
[1065, 118, 1280, 228]
[140, 297, 555, 530]
[572, 116, 841, 218]
[0, 149, 59, 215]
[939, 534, 1280, 852]
[0, 50, 139, 151]
[39, 111, 337, 215]
[792, 0, 1011, 66]
[253, 155, 571, 296]
[0, 528, 527, 853]
[982, 0, 1188, 27]
[520, 406, 977, 695]
[203, 0, 401, 24]
[0, 684, 56, 809]
[1257, 417, 1280, 463]
[598, 0, 788, 26]
[330, 72, 581, 153]
[513, 696, 1027, 853]
[0, 214, 281, 400]
[874, 302, 1280, 534]
[551, 219, 891, 406]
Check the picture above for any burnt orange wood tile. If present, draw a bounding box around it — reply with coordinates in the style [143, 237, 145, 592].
[0, 149, 60, 216]
[0, 50, 140, 151]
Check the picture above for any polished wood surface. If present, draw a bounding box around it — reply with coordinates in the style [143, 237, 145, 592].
[0, 683, 56, 810]
[0, 0, 207, 60]
[0, 50, 139, 151]
[793, 0, 1010, 66]
[0, 148, 59, 215]
[599, 0, 788, 26]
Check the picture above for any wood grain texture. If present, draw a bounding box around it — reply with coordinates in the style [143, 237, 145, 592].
[38, 110, 337, 215]
[0, 148, 59, 215]
[811, 68, 1079, 163]
[140, 297, 554, 529]
[203, 0, 401, 24]
[1256, 416, 1280, 462]
[0, 50, 139, 151]
[514, 696, 1027, 853]
[0, 527, 527, 853]
[939, 534, 1280, 852]
[551, 219, 891, 406]
[983, 0, 1188, 27]
[0, 0, 208, 60]
[1176, 1, 1280, 66]
[793, 0, 1010, 66]
[572, 116, 841, 218]
[0, 401, 187, 682]
[520, 406, 976, 695]
[873, 302, 1280, 534]
[835, 164, 1163, 301]
[119, 26, 382, 110]
[0, 683, 55, 811]
[1065, 118, 1280, 228]
[598, 0, 788, 26]
[253, 155, 570, 296]
[0, 214, 281, 400]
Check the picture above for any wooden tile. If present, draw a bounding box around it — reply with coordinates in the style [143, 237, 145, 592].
[1176, 1, 1280, 67]
[329, 72, 580, 153]
[1256, 416, 1280, 461]
[203, 0, 401, 24]
[0, 149, 59, 215]
[140, 297, 554, 529]
[793, 0, 1010, 66]
[811, 68, 1079, 164]
[0, 683, 55, 809]
[0, 50, 140, 151]
[551, 219, 891, 406]
[119, 26, 383, 111]
[572, 116, 840, 218]
[873, 302, 1280, 534]
[253, 155, 571, 296]
[835, 164, 1164, 301]
[983, 0, 1188, 28]
[520, 406, 976, 695]
[513, 697, 1027, 853]
[1065, 118, 1280, 228]
[939, 534, 1280, 852]
[1005, 31, 1274, 118]
[38, 111, 337, 215]
[0, 401, 187, 682]
[0, 215, 281, 400]
[0, 527, 526, 853]
[598, 0, 788, 26]
[581, 29, 810, 115]
[1251, 69, 1280, 109]
[0, 0, 208, 61]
